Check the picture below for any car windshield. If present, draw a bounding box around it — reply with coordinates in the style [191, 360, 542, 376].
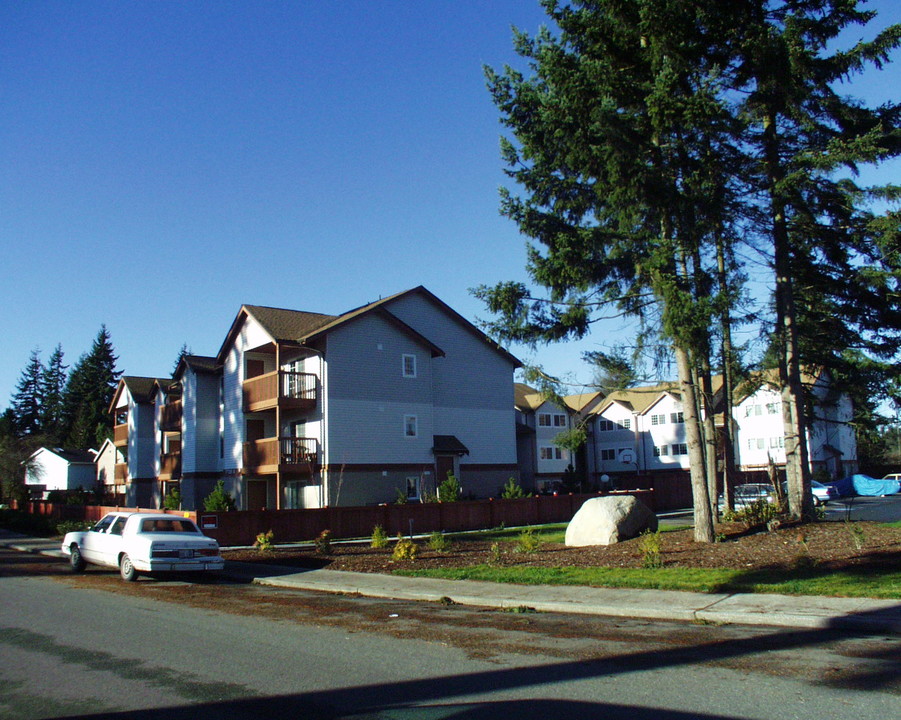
[91, 515, 116, 533]
[140, 518, 200, 534]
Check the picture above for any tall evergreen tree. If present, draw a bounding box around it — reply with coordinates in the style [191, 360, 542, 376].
[10, 348, 44, 437]
[477, 0, 750, 541]
[40, 344, 67, 444]
[62, 326, 121, 449]
[734, 0, 901, 519]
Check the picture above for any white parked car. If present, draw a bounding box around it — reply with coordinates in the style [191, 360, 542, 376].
[61, 512, 224, 581]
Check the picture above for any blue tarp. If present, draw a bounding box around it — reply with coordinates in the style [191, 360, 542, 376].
[828, 474, 901, 497]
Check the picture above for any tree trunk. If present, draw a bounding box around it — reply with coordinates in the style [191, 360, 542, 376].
[676, 345, 715, 543]
[763, 109, 814, 521]
[717, 231, 736, 514]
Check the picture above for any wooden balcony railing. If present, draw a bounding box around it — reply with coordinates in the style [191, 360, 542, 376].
[243, 437, 318, 475]
[243, 371, 317, 413]
[114, 463, 127, 482]
[113, 424, 128, 447]
[159, 452, 182, 480]
[160, 400, 182, 431]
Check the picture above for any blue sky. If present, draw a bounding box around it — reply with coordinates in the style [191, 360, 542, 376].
[2, 1, 900, 407]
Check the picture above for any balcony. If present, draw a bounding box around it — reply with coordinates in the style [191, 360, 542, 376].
[243, 371, 317, 413]
[114, 463, 127, 482]
[160, 400, 182, 431]
[113, 423, 128, 447]
[159, 451, 182, 481]
[243, 437, 318, 476]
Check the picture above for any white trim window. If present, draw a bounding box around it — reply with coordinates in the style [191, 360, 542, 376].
[670, 411, 684, 424]
[406, 476, 421, 501]
[538, 413, 551, 427]
[540, 446, 563, 460]
[601, 448, 616, 461]
[653, 445, 669, 457]
[553, 414, 567, 427]
[650, 413, 667, 426]
[404, 415, 418, 438]
[672, 443, 688, 456]
[402, 354, 417, 378]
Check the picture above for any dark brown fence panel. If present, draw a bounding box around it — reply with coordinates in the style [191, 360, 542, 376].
[13, 489, 655, 547]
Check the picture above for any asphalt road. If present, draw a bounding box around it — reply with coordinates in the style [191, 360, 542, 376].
[1, 549, 899, 720]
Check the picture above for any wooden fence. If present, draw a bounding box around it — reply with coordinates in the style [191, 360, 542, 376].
[13, 489, 654, 547]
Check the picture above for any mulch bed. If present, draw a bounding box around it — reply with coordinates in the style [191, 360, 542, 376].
[222, 521, 901, 575]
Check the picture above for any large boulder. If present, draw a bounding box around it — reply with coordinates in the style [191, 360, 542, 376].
[565, 495, 658, 547]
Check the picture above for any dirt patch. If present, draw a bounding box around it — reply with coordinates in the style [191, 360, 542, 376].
[222, 520, 901, 576]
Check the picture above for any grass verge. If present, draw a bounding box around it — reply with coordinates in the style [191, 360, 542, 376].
[395, 564, 901, 599]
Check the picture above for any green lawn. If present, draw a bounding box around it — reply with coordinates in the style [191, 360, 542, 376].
[396, 564, 901, 599]
[403, 522, 901, 599]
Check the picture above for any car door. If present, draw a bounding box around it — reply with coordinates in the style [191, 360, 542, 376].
[80, 515, 116, 563]
[87, 515, 128, 568]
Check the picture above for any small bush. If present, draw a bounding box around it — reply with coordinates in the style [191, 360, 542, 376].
[163, 487, 181, 510]
[55, 519, 92, 536]
[371, 524, 389, 548]
[845, 521, 866, 550]
[203, 480, 236, 512]
[639, 529, 663, 569]
[315, 529, 333, 555]
[394, 488, 407, 504]
[725, 499, 781, 527]
[254, 529, 274, 553]
[500, 477, 526, 499]
[489, 541, 503, 564]
[428, 531, 451, 552]
[393, 533, 418, 561]
[515, 527, 542, 554]
[437, 472, 461, 503]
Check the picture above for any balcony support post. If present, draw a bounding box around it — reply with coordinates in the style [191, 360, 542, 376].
[275, 343, 282, 510]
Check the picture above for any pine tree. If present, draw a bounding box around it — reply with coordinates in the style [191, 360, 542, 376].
[10, 349, 44, 437]
[735, 0, 901, 519]
[62, 326, 121, 449]
[40, 344, 67, 445]
[477, 0, 750, 541]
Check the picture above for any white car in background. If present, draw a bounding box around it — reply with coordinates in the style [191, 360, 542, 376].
[61, 512, 224, 581]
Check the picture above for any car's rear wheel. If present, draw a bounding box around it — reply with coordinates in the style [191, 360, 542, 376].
[69, 545, 86, 573]
[119, 553, 139, 582]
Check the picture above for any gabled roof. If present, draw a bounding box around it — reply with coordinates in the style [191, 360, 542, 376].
[29, 447, 95, 465]
[174, 354, 220, 380]
[216, 286, 519, 367]
[593, 383, 680, 416]
[109, 376, 172, 411]
[563, 391, 604, 414]
[514, 383, 546, 412]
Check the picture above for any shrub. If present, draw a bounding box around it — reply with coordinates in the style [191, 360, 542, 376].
[639, 529, 663, 569]
[394, 487, 408, 504]
[55, 519, 92, 536]
[254, 529, 274, 553]
[428, 531, 451, 552]
[515, 527, 542, 554]
[724, 499, 781, 527]
[392, 533, 418, 561]
[489, 541, 503, 564]
[438, 472, 461, 503]
[163, 487, 181, 510]
[203, 480, 236, 512]
[315, 529, 333, 555]
[371, 524, 389, 548]
[500, 477, 525, 499]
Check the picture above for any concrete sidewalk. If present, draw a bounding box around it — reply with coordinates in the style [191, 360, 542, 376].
[4, 530, 900, 633]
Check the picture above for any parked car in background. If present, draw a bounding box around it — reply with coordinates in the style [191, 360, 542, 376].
[780, 480, 837, 506]
[881, 473, 901, 483]
[61, 512, 224, 581]
[719, 483, 777, 511]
